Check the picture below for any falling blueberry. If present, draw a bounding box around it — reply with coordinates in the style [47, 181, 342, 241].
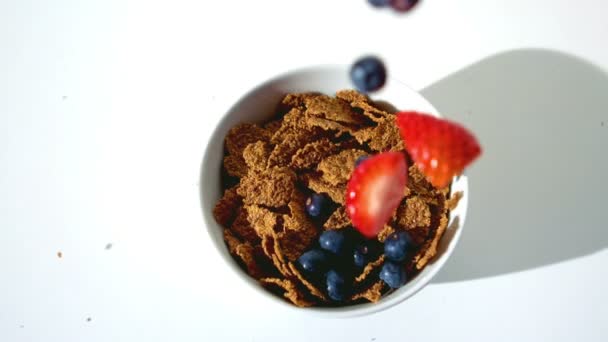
[326, 269, 347, 301]
[379, 261, 407, 288]
[368, 0, 390, 7]
[297, 249, 328, 274]
[319, 230, 346, 255]
[306, 193, 328, 218]
[384, 231, 412, 262]
[390, 0, 419, 12]
[355, 155, 370, 168]
[350, 56, 387, 93]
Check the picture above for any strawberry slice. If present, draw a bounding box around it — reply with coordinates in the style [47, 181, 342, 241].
[346, 152, 408, 238]
[396, 111, 481, 188]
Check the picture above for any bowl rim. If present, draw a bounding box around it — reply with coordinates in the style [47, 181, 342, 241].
[199, 65, 468, 318]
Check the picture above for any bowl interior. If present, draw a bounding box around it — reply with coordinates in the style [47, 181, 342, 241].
[200, 65, 469, 317]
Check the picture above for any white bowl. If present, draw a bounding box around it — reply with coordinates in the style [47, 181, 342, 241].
[199, 65, 469, 318]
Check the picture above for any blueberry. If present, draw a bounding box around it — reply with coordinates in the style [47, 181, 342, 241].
[319, 230, 346, 255]
[355, 155, 370, 168]
[379, 261, 407, 288]
[353, 242, 372, 268]
[368, 0, 390, 7]
[306, 193, 328, 217]
[326, 269, 347, 301]
[350, 56, 387, 93]
[390, 0, 419, 12]
[384, 231, 412, 262]
[297, 249, 328, 273]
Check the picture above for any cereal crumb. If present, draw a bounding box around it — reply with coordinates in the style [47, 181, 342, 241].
[57, 251, 62, 258]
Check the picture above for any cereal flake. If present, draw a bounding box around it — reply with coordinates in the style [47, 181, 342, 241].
[230, 208, 260, 244]
[225, 123, 270, 157]
[351, 281, 385, 303]
[398, 196, 432, 228]
[355, 255, 385, 283]
[414, 212, 449, 270]
[237, 167, 296, 207]
[242, 141, 270, 172]
[223, 154, 248, 178]
[213, 186, 242, 226]
[317, 149, 367, 186]
[323, 207, 351, 230]
[260, 278, 314, 307]
[288, 263, 327, 301]
[290, 138, 338, 170]
[304, 95, 367, 125]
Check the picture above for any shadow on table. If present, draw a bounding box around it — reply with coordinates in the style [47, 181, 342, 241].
[420, 48, 608, 283]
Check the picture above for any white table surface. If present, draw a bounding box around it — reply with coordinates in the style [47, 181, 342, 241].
[1, 0, 607, 341]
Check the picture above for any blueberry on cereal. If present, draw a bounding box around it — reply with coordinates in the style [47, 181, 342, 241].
[379, 261, 407, 288]
[297, 249, 328, 274]
[384, 231, 412, 262]
[350, 56, 387, 93]
[326, 269, 348, 301]
[305, 193, 328, 218]
[319, 230, 346, 255]
[353, 241, 373, 268]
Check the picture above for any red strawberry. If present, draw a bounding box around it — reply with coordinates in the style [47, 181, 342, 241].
[346, 152, 408, 238]
[396, 111, 481, 188]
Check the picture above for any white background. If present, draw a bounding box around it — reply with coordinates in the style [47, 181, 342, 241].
[1, 0, 607, 341]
